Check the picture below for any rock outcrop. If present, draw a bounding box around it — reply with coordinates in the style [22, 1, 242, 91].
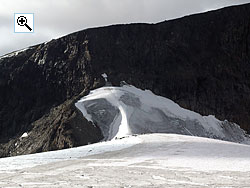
[0, 3, 250, 157]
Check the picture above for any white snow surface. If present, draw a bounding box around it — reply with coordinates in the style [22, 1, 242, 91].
[75, 85, 250, 144]
[1, 134, 250, 187]
[0, 136, 140, 172]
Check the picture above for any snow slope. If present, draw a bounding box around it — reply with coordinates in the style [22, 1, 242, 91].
[75, 85, 250, 144]
[1, 134, 250, 187]
[0, 135, 140, 172]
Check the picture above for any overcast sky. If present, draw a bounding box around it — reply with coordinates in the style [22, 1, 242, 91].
[0, 0, 250, 56]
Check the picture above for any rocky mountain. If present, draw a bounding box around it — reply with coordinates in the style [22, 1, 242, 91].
[0, 3, 250, 157]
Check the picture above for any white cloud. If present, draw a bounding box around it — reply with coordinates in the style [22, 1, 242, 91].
[0, 0, 250, 56]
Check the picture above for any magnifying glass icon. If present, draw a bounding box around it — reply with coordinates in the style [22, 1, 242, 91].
[17, 16, 32, 31]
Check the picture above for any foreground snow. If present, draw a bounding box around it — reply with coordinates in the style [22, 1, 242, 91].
[1, 134, 250, 187]
[75, 85, 250, 144]
[0, 135, 140, 171]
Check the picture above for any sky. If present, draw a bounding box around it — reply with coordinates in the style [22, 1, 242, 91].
[0, 0, 250, 56]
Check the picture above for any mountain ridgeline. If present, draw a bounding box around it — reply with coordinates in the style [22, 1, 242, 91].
[0, 3, 250, 157]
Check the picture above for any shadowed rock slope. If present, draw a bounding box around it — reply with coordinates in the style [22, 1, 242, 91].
[0, 3, 250, 157]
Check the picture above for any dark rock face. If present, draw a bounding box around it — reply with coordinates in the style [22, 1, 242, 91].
[0, 96, 103, 158]
[0, 3, 250, 157]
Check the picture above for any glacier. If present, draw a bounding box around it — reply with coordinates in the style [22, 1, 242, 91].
[1, 134, 250, 187]
[75, 85, 250, 144]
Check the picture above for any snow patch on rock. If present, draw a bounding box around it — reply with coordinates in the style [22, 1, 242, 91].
[101, 73, 108, 82]
[21, 132, 28, 138]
